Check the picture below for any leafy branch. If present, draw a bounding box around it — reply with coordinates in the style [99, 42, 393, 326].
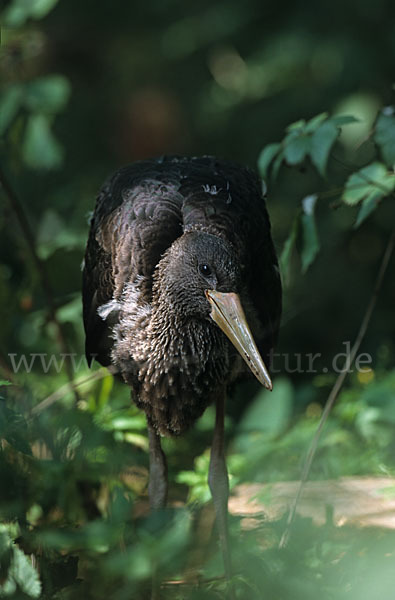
[257, 105, 395, 547]
[259, 108, 395, 285]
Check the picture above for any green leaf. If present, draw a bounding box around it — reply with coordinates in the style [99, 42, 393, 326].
[374, 108, 395, 168]
[30, 0, 59, 19]
[310, 119, 339, 176]
[0, 85, 23, 136]
[3, 0, 59, 26]
[342, 162, 395, 206]
[98, 373, 114, 408]
[22, 114, 64, 169]
[284, 134, 311, 165]
[354, 192, 381, 228]
[280, 212, 300, 285]
[8, 546, 41, 598]
[257, 142, 281, 179]
[0, 539, 41, 598]
[24, 75, 71, 114]
[331, 115, 359, 126]
[286, 118, 306, 132]
[110, 416, 146, 431]
[122, 432, 149, 450]
[272, 149, 285, 180]
[305, 112, 328, 133]
[0, 380, 12, 387]
[301, 194, 320, 272]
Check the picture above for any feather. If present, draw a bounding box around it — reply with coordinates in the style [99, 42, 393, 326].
[83, 156, 281, 435]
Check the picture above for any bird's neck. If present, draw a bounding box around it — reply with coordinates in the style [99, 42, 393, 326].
[112, 280, 221, 377]
[147, 299, 219, 378]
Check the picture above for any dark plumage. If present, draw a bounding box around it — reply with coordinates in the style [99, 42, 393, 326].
[82, 155, 281, 590]
[83, 156, 281, 432]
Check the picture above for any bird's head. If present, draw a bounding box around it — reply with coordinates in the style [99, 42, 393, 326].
[153, 230, 272, 390]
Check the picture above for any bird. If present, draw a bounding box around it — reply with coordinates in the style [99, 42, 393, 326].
[82, 155, 282, 590]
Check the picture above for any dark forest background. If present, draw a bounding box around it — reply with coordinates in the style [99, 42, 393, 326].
[1, 1, 395, 598]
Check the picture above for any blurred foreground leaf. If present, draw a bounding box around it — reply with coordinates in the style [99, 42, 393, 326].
[3, 0, 59, 26]
[24, 76, 71, 114]
[0, 85, 23, 136]
[22, 114, 64, 169]
[0, 529, 41, 598]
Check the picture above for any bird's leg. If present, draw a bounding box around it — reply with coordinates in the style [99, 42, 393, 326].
[147, 422, 168, 510]
[147, 423, 168, 600]
[208, 389, 234, 594]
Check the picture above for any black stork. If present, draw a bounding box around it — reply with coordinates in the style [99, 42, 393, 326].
[82, 155, 281, 589]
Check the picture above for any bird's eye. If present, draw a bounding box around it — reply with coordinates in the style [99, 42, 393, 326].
[199, 263, 212, 278]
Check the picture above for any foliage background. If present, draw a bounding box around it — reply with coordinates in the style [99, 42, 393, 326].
[1, 0, 395, 598]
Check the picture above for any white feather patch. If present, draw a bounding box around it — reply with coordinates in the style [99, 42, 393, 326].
[98, 299, 121, 320]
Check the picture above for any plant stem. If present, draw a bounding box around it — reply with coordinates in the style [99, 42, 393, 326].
[31, 367, 108, 416]
[279, 226, 395, 548]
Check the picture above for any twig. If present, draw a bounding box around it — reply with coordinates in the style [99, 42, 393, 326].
[31, 367, 108, 416]
[279, 226, 395, 549]
[0, 166, 79, 402]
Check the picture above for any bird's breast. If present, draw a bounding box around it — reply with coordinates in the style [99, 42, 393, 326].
[113, 305, 230, 435]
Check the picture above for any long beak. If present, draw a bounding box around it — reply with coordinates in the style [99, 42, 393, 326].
[205, 290, 272, 390]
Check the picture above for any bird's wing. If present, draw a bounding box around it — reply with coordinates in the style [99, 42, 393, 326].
[83, 162, 184, 365]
